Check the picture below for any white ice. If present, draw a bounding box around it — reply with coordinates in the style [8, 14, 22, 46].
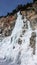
[0, 11, 37, 65]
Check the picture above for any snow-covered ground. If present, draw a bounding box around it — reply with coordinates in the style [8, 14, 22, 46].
[0, 12, 37, 65]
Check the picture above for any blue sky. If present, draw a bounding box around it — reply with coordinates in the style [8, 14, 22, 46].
[0, 0, 33, 16]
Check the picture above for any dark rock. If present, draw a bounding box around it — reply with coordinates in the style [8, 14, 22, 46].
[30, 32, 36, 54]
[13, 46, 15, 49]
[18, 38, 22, 45]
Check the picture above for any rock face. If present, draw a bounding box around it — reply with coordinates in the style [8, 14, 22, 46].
[0, 14, 17, 37]
[0, 1, 37, 37]
[0, 1, 37, 65]
[30, 32, 36, 54]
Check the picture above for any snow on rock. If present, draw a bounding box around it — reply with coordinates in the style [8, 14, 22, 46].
[0, 12, 37, 65]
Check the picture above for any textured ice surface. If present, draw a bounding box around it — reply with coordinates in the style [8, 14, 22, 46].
[0, 12, 37, 65]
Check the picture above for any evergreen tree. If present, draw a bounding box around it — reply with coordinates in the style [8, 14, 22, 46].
[33, 0, 37, 2]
